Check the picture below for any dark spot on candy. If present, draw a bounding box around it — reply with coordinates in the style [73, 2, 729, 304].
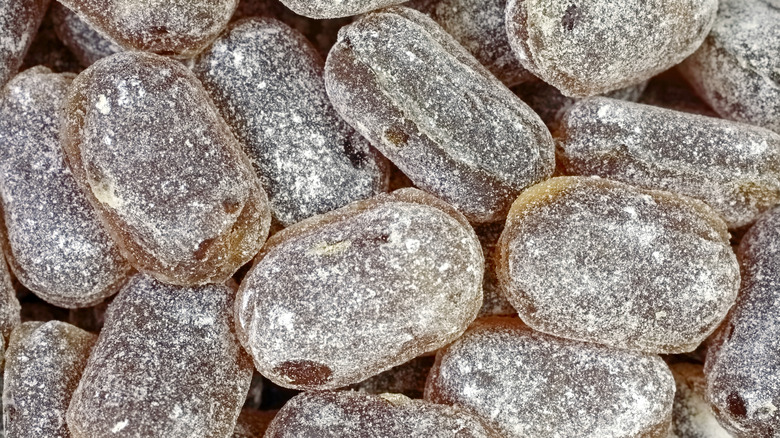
[150, 26, 169, 36]
[193, 238, 215, 260]
[274, 360, 332, 386]
[384, 125, 409, 148]
[726, 391, 747, 418]
[223, 198, 241, 214]
[562, 4, 581, 32]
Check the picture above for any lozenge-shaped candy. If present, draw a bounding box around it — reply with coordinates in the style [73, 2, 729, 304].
[425, 318, 675, 438]
[3, 321, 95, 437]
[66, 274, 253, 438]
[679, 0, 780, 134]
[265, 391, 502, 437]
[0, 0, 49, 87]
[236, 188, 483, 390]
[277, 0, 406, 19]
[0, 67, 132, 308]
[704, 206, 780, 436]
[61, 51, 271, 286]
[669, 362, 734, 438]
[193, 18, 389, 227]
[559, 97, 780, 229]
[325, 7, 554, 223]
[52, 2, 123, 68]
[506, 0, 718, 97]
[497, 177, 740, 353]
[55, 0, 237, 57]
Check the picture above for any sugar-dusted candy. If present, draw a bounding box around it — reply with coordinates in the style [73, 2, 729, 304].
[325, 7, 554, 223]
[474, 223, 515, 317]
[0, 0, 49, 87]
[67, 274, 253, 438]
[408, 0, 532, 87]
[0, 67, 132, 307]
[236, 188, 483, 390]
[52, 2, 122, 68]
[679, 0, 780, 134]
[497, 176, 740, 353]
[347, 356, 435, 399]
[426, 318, 675, 438]
[506, 0, 717, 97]
[55, 0, 237, 57]
[232, 409, 277, 438]
[3, 321, 95, 437]
[558, 98, 780, 229]
[61, 52, 271, 286]
[265, 391, 502, 437]
[278, 0, 406, 19]
[193, 18, 388, 227]
[705, 206, 780, 436]
[669, 362, 734, 438]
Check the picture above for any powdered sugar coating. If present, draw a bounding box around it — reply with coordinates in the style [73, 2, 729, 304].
[0, 67, 131, 308]
[325, 7, 554, 223]
[408, 0, 533, 87]
[705, 206, 780, 436]
[425, 318, 675, 437]
[278, 0, 406, 19]
[56, 0, 237, 57]
[265, 391, 502, 437]
[193, 18, 388, 227]
[498, 177, 740, 353]
[506, 0, 717, 97]
[669, 362, 734, 438]
[3, 321, 95, 437]
[559, 97, 780, 229]
[679, 0, 780, 134]
[236, 188, 483, 390]
[52, 2, 123, 67]
[67, 274, 253, 438]
[61, 52, 271, 286]
[0, 0, 48, 87]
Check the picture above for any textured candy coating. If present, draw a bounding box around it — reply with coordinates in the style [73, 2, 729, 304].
[194, 18, 388, 227]
[325, 7, 555, 223]
[705, 206, 780, 436]
[679, 0, 780, 134]
[0, 67, 131, 308]
[559, 98, 780, 229]
[236, 188, 483, 390]
[67, 274, 253, 438]
[52, 2, 122, 67]
[0, 0, 49, 87]
[56, 0, 237, 57]
[426, 318, 675, 438]
[408, 0, 532, 87]
[61, 51, 271, 286]
[669, 362, 733, 438]
[506, 0, 717, 97]
[498, 176, 740, 353]
[265, 391, 502, 437]
[277, 0, 406, 19]
[3, 321, 95, 437]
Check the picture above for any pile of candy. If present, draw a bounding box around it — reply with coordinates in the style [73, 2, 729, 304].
[0, 0, 778, 436]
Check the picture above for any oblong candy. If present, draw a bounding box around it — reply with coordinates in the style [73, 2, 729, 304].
[193, 18, 388, 227]
[705, 206, 780, 436]
[52, 2, 123, 67]
[3, 321, 95, 437]
[669, 362, 734, 438]
[425, 318, 675, 438]
[497, 176, 740, 353]
[505, 0, 718, 97]
[66, 274, 253, 438]
[0, 67, 132, 308]
[61, 51, 271, 286]
[265, 391, 502, 437]
[277, 0, 406, 19]
[325, 6, 554, 223]
[0, 0, 49, 87]
[559, 97, 780, 229]
[679, 0, 780, 134]
[236, 188, 483, 390]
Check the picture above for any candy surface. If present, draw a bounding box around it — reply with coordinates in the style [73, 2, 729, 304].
[277, 0, 406, 19]
[52, 2, 123, 67]
[669, 362, 734, 438]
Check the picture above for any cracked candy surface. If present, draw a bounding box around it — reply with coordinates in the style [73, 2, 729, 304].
[194, 18, 388, 227]
[679, 0, 780, 134]
[408, 0, 533, 87]
[67, 274, 253, 438]
[265, 391, 502, 437]
[669, 362, 734, 438]
[56, 0, 237, 57]
[0, 67, 131, 308]
[278, 0, 406, 19]
[497, 176, 740, 353]
[52, 2, 123, 67]
[705, 206, 780, 437]
[3, 321, 95, 438]
[0, 0, 48, 87]
[559, 97, 780, 229]
[425, 318, 675, 438]
[325, 7, 554, 223]
[236, 188, 483, 390]
[61, 51, 271, 286]
[506, 0, 717, 97]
